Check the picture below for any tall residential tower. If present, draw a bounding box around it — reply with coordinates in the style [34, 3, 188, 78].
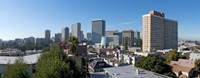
[142, 11, 178, 52]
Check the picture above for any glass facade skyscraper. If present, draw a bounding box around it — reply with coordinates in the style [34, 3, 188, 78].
[91, 19, 105, 44]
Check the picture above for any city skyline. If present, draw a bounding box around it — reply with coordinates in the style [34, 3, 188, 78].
[0, 0, 200, 40]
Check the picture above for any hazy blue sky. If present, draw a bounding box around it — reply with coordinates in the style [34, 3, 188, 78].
[0, 0, 199, 40]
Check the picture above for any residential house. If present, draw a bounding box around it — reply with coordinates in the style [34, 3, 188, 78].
[170, 59, 195, 78]
[89, 58, 112, 72]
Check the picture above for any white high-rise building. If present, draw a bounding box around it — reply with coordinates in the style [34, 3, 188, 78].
[71, 23, 81, 42]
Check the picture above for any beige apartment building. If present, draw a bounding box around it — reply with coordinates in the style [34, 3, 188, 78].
[142, 11, 178, 52]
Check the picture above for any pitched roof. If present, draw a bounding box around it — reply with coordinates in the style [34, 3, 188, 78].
[170, 61, 178, 65]
[172, 64, 193, 73]
[170, 59, 195, 74]
[177, 59, 195, 68]
[170, 59, 195, 68]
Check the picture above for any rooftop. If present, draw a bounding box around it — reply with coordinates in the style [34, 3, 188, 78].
[92, 19, 105, 22]
[170, 59, 195, 68]
[171, 64, 193, 73]
[104, 65, 169, 78]
[0, 53, 41, 64]
[149, 10, 165, 17]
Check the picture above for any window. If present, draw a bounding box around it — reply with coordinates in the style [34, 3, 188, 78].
[99, 63, 105, 66]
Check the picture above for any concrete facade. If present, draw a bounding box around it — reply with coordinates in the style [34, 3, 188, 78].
[61, 27, 69, 42]
[106, 30, 122, 45]
[105, 30, 118, 37]
[122, 30, 134, 47]
[164, 19, 178, 49]
[142, 11, 178, 52]
[71, 23, 81, 42]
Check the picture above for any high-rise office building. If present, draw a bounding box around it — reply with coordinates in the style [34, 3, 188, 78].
[55, 33, 61, 43]
[24, 37, 35, 45]
[106, 30, 122, 45]
[122, 30, 134, 47]
[69, 33, 72, 37]
[45, 30, 51, 44]
[105, 30, 118, 37]
[142, 11, 178, 52]
[71, 23, 81, 42]
[107, 35, 120, 46]
[91, 19, 106, 43]
[15, 38, 24, 45]
[100, 36, 120, 47]
[45, 30, 51, 40]
[86, 33, 92, 40]
[80, 31, 84, 41]
[36, 38, 45, 45]
[61, 27, 69, 42]
[133, 31, 141, 46]
[134, 31, 140, 39]
[0, 39, 2, 45]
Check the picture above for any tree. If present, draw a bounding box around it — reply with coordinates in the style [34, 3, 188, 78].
[135, 55, 166, 73]
[165, 49, 179, 63]
[3, 58, 30, 78]
[68, 36, 79, 56]
[164, 49, 183, 64]
[195, 46, 200, 50]
[195, 59, 200, 72]
[32, 44, 83, 78]
[135, 54, 176, 77]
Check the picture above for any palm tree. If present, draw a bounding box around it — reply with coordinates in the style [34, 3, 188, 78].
[68, 36, 79, 56]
